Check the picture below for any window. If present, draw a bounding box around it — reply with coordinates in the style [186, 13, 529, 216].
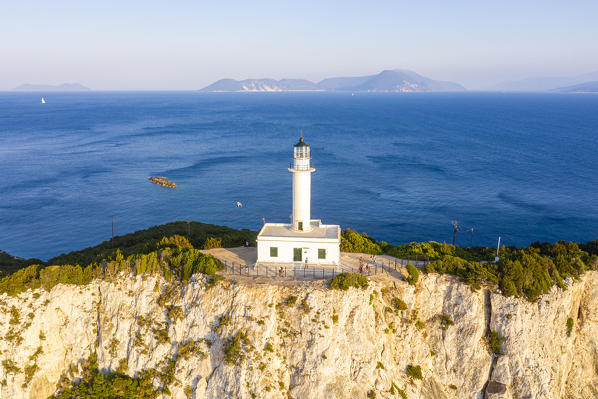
[298, 222, 303, 231]
[294, 248, 302, 262]
[270, 247, 278, 257]
[318, 249, 326, 259]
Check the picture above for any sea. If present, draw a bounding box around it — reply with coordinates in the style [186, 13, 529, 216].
[1, 91, 597, 260]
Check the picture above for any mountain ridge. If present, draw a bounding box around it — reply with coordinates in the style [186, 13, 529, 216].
[200, 69, 466, 92]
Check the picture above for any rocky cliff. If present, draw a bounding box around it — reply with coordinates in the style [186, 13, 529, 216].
[0, 269, 596, 399]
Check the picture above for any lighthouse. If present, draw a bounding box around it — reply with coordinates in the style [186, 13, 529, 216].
[289, 135, 315, 232]
[256, 135, 340, 265]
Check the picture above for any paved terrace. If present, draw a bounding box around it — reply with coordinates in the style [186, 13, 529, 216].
[201, 247, 430, 282]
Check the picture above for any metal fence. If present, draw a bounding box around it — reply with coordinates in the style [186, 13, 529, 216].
[221, 256, 430, 281]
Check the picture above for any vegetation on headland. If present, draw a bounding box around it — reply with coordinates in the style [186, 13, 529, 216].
[0, 251, 45, 278]
[42, 221, 254, 268]
[1, 221, 597, 303]
[341, 229, 598, 302]
[0, 235, 222, 296]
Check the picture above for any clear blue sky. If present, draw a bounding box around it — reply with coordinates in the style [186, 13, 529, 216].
[1, 0, 597, 90]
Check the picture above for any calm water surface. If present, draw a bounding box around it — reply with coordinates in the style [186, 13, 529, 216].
[1, 92, 597, 259]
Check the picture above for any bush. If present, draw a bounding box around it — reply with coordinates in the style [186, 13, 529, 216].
[393, 297, 408, 311]
[406, 264, 418, 285]
[53, 353, 157, 398]
[329, 273, 369, 290]
[223, 332, 249, 364]
[441, 315, 454, 329]
[202, 237, 222, 250]
[567, 317, 574, 336]
[487, 330, 505, 355]
[340, 229, 382, 254]
[406, 364, 423, 380]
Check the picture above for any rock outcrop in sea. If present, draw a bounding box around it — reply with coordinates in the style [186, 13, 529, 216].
[0, 269, 596, 398]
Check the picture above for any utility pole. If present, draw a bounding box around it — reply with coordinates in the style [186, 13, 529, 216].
[186, 217, 191, 237]
[470, 228, 474, 247]
[451, 220, 459, 246]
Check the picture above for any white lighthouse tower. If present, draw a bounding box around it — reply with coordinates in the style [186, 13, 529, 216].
[256, 135, 340, 265]
[289, 135, 315, 232]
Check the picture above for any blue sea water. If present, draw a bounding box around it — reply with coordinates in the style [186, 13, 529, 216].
[1, 91, 597, 260]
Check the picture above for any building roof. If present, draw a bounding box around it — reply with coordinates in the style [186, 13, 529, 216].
[294, 136, 309, 147]
[257, 221, 339, 241]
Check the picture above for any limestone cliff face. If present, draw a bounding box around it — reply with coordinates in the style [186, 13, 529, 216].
[0, 271, 596, 399]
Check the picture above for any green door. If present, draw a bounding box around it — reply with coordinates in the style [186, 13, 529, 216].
[293, 248, 302, 262]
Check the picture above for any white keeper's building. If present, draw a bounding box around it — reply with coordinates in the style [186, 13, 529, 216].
[256, 136, 341, 265]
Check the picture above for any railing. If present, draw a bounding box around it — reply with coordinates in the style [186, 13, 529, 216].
[220, 256, 430, 281]
[289, 161, 314, 171]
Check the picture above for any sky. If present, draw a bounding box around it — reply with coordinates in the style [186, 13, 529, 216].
[1, 0, 598, 90]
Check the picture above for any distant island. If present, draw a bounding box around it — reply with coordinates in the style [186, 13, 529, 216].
[554, 80, 598, 93]
[13, 83, 90, 91]
[200, 69, 466, 93]
[491, 70, 598, 92]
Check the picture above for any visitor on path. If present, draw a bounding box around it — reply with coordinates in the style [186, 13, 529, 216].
[365, 264, 370, 274]
[359, 264, 363, 274]
[279, 266, 284, 277]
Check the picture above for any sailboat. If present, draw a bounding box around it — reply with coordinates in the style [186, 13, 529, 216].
[41, 98, 46, 104]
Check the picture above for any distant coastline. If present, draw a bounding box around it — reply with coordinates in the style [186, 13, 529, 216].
[200, 69, 466, 93]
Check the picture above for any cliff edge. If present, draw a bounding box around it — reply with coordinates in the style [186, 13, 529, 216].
[0, 269, 596, 398]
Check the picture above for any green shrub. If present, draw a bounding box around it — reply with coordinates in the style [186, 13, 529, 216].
[393, 297, 408, 311]
[367, 390, 376, 398]
[340, 229, 382, 254]
[53, 353, 157, 398]
[449, 384, 457, 390]
[487, 330, 505, 355]
[158, 235, 193, 250]
[286, 295, 298, 306]
[202, 237, 222, 250]
[223, 332, 249, 364]
[9, 306, 20, 325]
[441, 314, 454, 329]
[376, 361, 385, 369]
[406, 364, 423, 380]
[329, 273, 369, 290]
[2, 359, 20, 374]
[406, 264, 418, 285]
[567, 317, 574, 336]
[415, 320, 425, 330]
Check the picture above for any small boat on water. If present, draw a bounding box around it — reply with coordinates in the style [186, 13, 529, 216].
[148, 176, 177, 188]
[41, 98, 46, 104]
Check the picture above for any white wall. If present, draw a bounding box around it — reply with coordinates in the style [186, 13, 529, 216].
[257, 239, 340, 265]
[292, 170, 312, 231]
